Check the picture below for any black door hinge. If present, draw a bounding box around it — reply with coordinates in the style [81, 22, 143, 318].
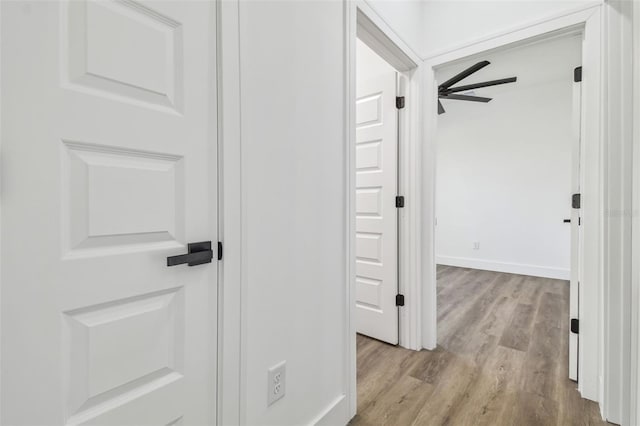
[396, 294, 405, 307]
[395, 196, 405, 208]
[217, 241, 223, 260]
[571, 318, 579, 334]
[396, 96, 405, 109]
[572, 193, 581, 209]
[574, 66, 582, 82]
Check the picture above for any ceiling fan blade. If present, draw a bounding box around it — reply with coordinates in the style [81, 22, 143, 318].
[438, 100, 445, 115]
[438, 61, 490, 90]
[443, 77, 517, 94]
[440, 94, 492, 103]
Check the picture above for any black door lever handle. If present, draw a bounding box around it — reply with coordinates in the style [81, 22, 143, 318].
[563, 219, 571, 223]
[167, 241, 213, 267]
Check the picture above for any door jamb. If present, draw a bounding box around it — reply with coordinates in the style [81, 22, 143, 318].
[345, 0, 425, 418]
[630, 2, 640, 425]
[217, 1, 244, 425]
[421, 2, 603, 403]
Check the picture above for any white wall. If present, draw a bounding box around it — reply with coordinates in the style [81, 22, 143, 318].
[238, 2, 347, 425]
[234, 2, 428, 424]
[435, 36, 581, 280]
[420, 0, 601, 58]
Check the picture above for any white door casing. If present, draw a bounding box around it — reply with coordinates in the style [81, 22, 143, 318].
[569, 66, 583, 382]
[1, 1, 217, 424]
[355, 41, 398, 345]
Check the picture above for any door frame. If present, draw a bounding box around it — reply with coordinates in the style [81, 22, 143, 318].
[630, 2, 640, 425]
[421, 0, 606, 407]
[216, 0, 244, 425]
[345, 0, 425, 418]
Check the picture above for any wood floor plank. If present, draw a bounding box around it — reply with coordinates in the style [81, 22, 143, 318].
[521, 292, 564, 400]
[442, 345, 526, 426]
[499, 302, 535, 351]
[407, 345, 453, 384]
[357, 341, 423, 413]
[358, 375, 435, 426]
[504, 391, 560, 426]
[440, 274, 505, 354]
[478, 295, 517, 338]
[409, 353, 481, 426]
[354, 266, 610, 426]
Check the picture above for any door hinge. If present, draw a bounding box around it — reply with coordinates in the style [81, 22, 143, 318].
[217, 241, 223, 260]
[396, 196, 405, 208]
[571, 318, 579, 334]
[396, 96, 405, 109]
[574, 66, 582, 82]
[572, 193, 581, 209]
[396, 294, 405, 307]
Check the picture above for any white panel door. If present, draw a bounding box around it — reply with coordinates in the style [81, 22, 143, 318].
[355, 44, 398, 345]
[569, 66, 582, 381]
[1, 1, 217, 424]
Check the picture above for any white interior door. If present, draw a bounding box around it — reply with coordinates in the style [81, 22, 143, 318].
[1, 1, 218, 424]
[355, 41, 399, 345]
[569, 66, 583, 381]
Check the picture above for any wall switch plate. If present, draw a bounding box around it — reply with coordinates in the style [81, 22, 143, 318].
[267, 361, 286, 406]
[473, 241, 480, 250]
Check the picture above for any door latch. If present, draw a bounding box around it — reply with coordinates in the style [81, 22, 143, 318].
[167, 241, 213, 267]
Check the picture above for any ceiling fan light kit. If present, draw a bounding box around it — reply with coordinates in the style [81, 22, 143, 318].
[438, 60, 517, 114]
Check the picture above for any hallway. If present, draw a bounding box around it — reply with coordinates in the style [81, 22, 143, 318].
[351, 266, 608, 426]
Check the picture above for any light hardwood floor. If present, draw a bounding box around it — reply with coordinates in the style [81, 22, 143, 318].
[351, 266, 610, 426]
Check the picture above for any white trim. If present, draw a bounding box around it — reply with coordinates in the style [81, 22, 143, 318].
[345, 1, 357, 420]
[422, 2, 601, 61]
[0, 2, 3, 421]
[359, 0, 422, 66]
[422, 5, 604, 405]
[310, 395, 348, 426]
[602, 1, 634, 424]
[426, 7, 595, 70]
[217, 1, 243, 425]
[436, 256, 570, 280]
[631, 2, 640, 425]
[398, 64, 424, 353]
[577, 8, 602, 403]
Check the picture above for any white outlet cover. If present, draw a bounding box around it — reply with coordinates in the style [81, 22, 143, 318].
[267, 361, 286, 406]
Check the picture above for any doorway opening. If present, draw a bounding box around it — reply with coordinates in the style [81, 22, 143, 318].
[431, 34, 603, 422]
[347, 5, 423, 421]
[354, 38, 404, 345]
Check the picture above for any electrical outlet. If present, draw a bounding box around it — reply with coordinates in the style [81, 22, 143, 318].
[473, 241, 480, 250]
[267, 361, 286, 406]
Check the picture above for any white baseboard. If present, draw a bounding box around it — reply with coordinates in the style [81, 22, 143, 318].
[436, 255, 570, 280]
[311, 394, 349, 426]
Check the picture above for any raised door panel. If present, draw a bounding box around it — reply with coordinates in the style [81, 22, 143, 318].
[62, 141, 185, 257]
[64, 288, 184, 424]
[64, 0, 183, 111]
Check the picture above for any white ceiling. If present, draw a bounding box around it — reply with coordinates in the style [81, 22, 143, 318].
[435, 34, 582, 98]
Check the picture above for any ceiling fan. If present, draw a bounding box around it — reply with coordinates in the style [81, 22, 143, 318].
[438, 60, 517, 114]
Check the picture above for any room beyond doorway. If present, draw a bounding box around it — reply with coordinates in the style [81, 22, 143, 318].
[434, 33, 583, 384]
